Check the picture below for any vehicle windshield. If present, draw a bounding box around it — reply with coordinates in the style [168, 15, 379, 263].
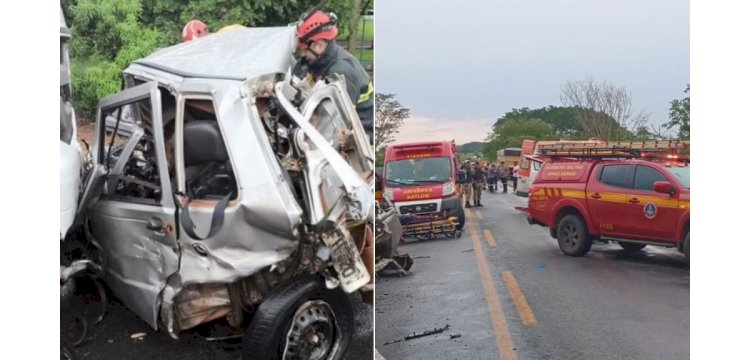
[385, 157, 451, 187]
[665, 165, 690, 188]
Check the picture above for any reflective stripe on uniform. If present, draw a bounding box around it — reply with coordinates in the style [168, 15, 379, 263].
[358, 82, 374, 104]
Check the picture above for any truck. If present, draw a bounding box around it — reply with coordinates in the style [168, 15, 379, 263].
[515, 139, 606, 197]
[525, 140, 690, 262]
[382, 141, 466, 229]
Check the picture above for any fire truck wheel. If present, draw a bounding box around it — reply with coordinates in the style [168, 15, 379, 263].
[684, 231, 690, 264]
[242, 275, 353, 360]
[556, 214, 592, 257]
[456, 206, 466, 229]
[618, 242, 647, 251]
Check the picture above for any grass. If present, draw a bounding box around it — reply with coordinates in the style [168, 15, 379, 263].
[337, 18, 373, 41]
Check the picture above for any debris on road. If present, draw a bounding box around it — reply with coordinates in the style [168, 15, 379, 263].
[461, 249, 474, 253]
[130, 332, 147, 340]
[383, 324, 450, 345]
[413, 256, 431, 259]
[450, 333, 462, 339]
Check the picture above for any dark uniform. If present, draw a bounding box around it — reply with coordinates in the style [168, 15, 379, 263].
[293, 42, 374, 142]
[461, 163, 473, 208]
[471, 166, 486, 206]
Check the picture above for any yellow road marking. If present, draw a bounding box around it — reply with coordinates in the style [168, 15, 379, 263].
[475, 210, 483, 220]
[501, 271, 538, 326]
[466, 209, 517, 360]
[483, 229, 497, 248]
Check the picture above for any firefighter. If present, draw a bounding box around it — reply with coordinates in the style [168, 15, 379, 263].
[293, 10, 374, 142]
[461, 161, 473, 208]
[471, 163, 486, 207]
[182, 19, 209, 42]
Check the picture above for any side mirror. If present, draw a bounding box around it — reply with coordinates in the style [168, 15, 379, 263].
[457, 170, 468, 184]
[653, 181, 675, 196]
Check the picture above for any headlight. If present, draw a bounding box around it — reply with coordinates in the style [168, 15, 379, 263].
[442, 182, 455, 196]
[384, 189, 393, 201]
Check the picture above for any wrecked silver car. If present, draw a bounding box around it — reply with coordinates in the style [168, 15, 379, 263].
[76, 26, 374, 360]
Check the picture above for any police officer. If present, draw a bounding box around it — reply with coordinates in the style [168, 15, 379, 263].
[461, 161, 473, 208]
[471, 163, 486, 207]
[293, 10, 374, 142]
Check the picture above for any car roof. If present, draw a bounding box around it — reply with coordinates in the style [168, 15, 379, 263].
[131, 26, 296, 81]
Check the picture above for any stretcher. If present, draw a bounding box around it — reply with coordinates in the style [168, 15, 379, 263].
[400, 213, 462, 240]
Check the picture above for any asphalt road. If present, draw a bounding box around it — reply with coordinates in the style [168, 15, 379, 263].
[375, 189, 689, 360]
[61, 286, 372, 360]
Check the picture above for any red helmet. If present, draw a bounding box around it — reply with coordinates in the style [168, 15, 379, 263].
[182, 20, 209, 42]
[296, 10, 338, 50]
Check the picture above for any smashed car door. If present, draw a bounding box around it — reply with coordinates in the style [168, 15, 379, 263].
[83, 81, 179, 329]
[275, 79, 374, 292]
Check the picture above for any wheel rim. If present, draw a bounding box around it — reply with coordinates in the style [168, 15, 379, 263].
[283, 300, 338, 360]
[561, 222, 579, 249]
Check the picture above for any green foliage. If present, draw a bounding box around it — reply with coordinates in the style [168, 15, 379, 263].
[64, 0, 364, 118]
[664, 85, 690, 140]
[483, 118, 554, 159]
[493, 106, 584, 139]
[66, 0, 166, 118]
[459, 142, 485, 154]
[375, 151, 384, 167]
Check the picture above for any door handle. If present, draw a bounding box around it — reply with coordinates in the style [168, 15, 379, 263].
[146, 217, 164, 231]
[590, 193, 601, 199]
[628, 198, 640, 204]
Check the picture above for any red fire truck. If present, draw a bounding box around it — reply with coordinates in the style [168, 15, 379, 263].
[382, 141, 466, 228]
[526, 141, 690, 262]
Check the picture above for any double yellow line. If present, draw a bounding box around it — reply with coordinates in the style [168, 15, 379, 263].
[466, 209, 537, 359]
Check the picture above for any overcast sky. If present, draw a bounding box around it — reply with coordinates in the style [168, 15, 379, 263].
[375, 0, 689, 145]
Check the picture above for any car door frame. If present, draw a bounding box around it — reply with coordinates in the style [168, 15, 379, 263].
[586, 163, 634, 237]
[82, 81, 179, 329]
[627, 163, 681, 242]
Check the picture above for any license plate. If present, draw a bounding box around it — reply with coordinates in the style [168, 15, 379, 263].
[321, 227, 370, 293]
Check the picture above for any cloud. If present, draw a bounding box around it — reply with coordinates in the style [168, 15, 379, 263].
[393, 116, 495, 145]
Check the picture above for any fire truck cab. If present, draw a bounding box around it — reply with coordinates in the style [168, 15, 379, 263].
[382, 141, 466, 229]
[526, 141, 690, 262]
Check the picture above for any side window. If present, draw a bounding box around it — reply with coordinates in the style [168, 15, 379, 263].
[101, 98, 164, 204]
[633, 165, 668, 191]
[599, 165, 632, 189]
[180, 99, 238, 200]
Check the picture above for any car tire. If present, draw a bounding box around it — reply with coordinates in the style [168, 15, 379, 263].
[684, 231, 690, 264]
[242, 275, 354, 360]
[618, 242, 647, 251]
[556, 214, 593, 257]
[456, 206, 466, 230]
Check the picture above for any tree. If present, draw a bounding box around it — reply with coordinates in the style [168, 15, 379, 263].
[375, 93, 410, 150]
[493, 106, 584, 139]
[483, 118, 554, 159]
[664, 85, 690, 140]
[63, 0, 362, 117]
[66, 0, 166, 117]
[560, 78, 649, 140]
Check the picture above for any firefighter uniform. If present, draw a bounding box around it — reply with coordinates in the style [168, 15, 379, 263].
[293, 42, 374, 142]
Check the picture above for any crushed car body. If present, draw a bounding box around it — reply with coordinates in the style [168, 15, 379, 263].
[76, 25, 375, 353]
